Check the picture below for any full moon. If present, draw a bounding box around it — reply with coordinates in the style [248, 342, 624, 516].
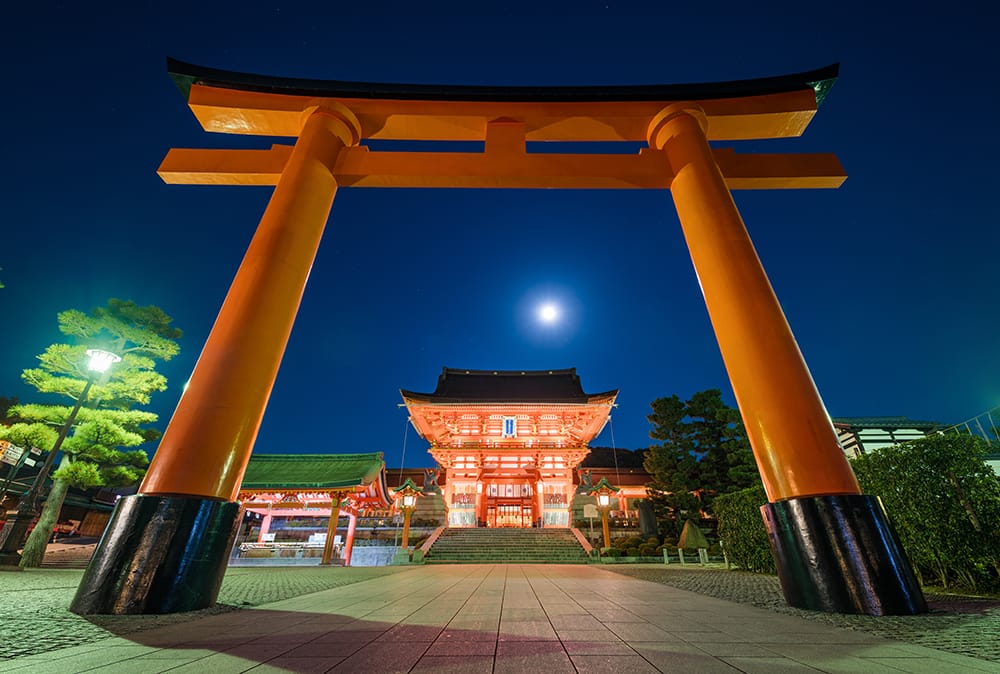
[538, 303, 560, 324]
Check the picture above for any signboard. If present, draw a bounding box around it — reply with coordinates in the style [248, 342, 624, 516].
[583, 504, 599, 519]
[1, 441, 25, 466]
[501, 416, 517, 438]
[261, 533, 276, 542]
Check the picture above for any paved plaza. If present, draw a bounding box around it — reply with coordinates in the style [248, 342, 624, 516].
[2, 564, 998, 673]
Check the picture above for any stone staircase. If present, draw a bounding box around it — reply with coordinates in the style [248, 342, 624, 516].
[40, 540, 97, 569]
[426, 527, 589, 564]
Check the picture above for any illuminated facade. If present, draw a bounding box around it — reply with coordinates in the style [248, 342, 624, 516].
[401, 368, 617, 528]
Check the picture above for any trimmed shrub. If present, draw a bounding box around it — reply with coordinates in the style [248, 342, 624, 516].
[626, 547, 641, 557]
[601, 547, 621, 557]
[713, 484, 775, 573]
[852, 434, 1000, 592]
[639, 544, 657, 557]
[645, 537, 660, 547]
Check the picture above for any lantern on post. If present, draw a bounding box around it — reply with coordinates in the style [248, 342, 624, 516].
[588, 477, 620, 551]
[392, 478, 423, 549]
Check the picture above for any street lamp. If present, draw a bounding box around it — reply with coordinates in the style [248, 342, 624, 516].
[0, 348, 121, 567]
[588, 477, 620, 551]
[392, 478, 422, 549]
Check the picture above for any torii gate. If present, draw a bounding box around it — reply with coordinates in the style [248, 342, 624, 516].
[71, 59, 925, 616]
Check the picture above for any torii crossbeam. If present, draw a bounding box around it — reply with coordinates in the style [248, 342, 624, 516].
[71, 59, 925, 617]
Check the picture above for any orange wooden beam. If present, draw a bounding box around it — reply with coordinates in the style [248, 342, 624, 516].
[186, 83, 820, 142]
[158, 144, 845, 190]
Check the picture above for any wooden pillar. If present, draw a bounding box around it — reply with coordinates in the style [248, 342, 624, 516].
[257, 513, 273, 543]
[320, 497, 341, 566]
[647, 104, 859, 502]
[646, 104, 925, 616]
[343, 511, 358, 566]
[140, 104, 362, 501]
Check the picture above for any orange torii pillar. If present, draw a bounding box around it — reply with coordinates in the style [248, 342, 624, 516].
[70, 104, 361, 615]
[648, 104, 925, 615]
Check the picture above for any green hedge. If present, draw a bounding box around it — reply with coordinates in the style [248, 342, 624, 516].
[713, 484, 775, 574]
[851, 434, 1000, 592]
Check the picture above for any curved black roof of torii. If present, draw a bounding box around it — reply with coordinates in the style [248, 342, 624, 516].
[167, 58, 838, 107]
[400, 367, 618, 404]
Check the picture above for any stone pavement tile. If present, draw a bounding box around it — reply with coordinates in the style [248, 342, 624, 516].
[153, 651, 268, 673]
[246, 656, 343, 673]
[718, 656, 822, 672]
[172, 636, 261, 652]
[425, 641, 495, 656]
[569, 654, 661, 673]
[334, 619, 396, 632]
[327, 642, 425, 673]
[500, 608, 546, 620]
[437, 627, 497, 642]
[315, 630, 381, 644]
[548, 614, 605, 630]
[282, 639, 364, 658]
[667, 629, 745, 643]
[219, 642, 298, 663]
[4, 647, 199, 674]
[687, 641, 786, 658]
[373, 623, 443, 642]
[554, 629, 623, 642]
[497, 620, 559, 641]
[494, 641, 574, 674]
[410, 655, 494, 673]
[442, 618, 497, 633]
[602, 621, 672, 641]
[586, 609, 638, 622]
[541, 605, 588, 616]
[86, 658, 208, 673]
[561, 641, 636, 656]
[629, 642, 742, 673]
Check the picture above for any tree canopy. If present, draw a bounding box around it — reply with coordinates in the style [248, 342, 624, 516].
[643, 389, 759, 534]
[0, 299, 181, 567]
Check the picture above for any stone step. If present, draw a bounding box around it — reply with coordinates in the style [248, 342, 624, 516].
[426, 527, 587, 564]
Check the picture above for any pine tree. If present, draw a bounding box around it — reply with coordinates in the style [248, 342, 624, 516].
[642, 389, 759, 535]
[0, 299, 181, 567]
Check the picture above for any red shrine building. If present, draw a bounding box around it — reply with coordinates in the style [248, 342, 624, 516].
[401, 368, 618, 528]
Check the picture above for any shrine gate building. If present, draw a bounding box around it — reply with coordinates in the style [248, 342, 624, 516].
[401, 368, 617, 528]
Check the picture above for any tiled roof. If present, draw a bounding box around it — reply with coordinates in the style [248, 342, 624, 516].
[401, 367, 617, 404]
[241, 452, 384, 490]
[832, 417, 941, 430]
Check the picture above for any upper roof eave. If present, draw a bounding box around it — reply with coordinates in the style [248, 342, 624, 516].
[399, 391, 619, 405]
[167, 57, 838, 107]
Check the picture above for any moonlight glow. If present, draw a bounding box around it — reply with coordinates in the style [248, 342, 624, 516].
[538, 303, 560, 324]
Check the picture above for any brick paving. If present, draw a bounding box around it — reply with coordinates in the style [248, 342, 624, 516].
[604, 565, 1000, 664]
[0, 564, 997, 673]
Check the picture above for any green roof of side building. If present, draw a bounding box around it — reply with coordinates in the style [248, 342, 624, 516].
[241, 452, 385, 490]
[832, 417, 941, 430]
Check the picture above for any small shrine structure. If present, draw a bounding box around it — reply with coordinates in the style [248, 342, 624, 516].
[237, 452, 390, 565]
[401, 368, 617, 528]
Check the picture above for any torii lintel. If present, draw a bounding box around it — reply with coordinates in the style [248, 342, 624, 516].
[158, 59, 846, 189]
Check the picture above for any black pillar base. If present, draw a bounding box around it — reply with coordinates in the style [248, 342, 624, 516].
[761, 494, 926, 615]
[70, 494, 241, 615]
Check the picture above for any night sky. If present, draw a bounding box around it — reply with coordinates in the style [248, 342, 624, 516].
[2, 2, 997, 471]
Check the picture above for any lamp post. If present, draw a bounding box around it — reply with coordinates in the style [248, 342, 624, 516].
[588, 477, 620, 551]
[0, 348, 120, 567]
[392, 478, 422, 550]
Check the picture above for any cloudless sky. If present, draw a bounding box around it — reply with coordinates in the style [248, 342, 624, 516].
[2, 2, 997, 470]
